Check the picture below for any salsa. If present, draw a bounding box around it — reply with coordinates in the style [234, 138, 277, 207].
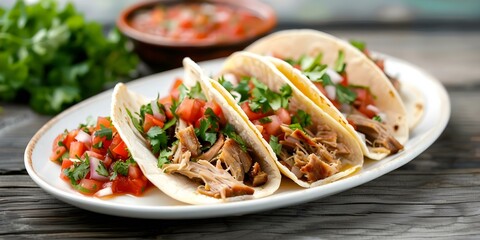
[50, 116, 150, 197]
[130, 3, 263, 43]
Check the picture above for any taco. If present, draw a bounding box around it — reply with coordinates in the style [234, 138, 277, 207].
[349, 39, 424, 129]
[246, 29, 408, 160]
[110, 59, 281, 204]
[210, 51, 363, 188]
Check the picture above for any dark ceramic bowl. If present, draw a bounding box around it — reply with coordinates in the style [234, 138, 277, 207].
[117, 0, 276, 71]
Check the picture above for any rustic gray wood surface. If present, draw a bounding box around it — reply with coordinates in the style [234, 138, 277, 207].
[1, 29, 480, 239]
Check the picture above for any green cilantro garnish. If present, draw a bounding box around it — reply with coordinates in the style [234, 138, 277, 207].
[373, 115, 382, 122]
[249, 78, 292, 113]
[334, 50, 346, 74]
[259, 117, 272, 124]
[63, 156, 90, 185]
[288, 123, 304, 131]
[300, 54, 324, 72]
[223, 124, 247, 151]
[218, 76, 234, 92]
[57, 140, 65, 147]
[92, 141, 103, 149]
[95, 161, 109, 177]
[195, 108, 219, 146]
[269, 135, 282, 155]
[95, 124, 113, 140]
[162, 118, 177, 131]
[110, 158, 135, 180]
[147, 126, 168, 155]
[78, 116, 96, 131]
[336, 84, 357, 104]
[158, 149, 173, 168]
[126, 107, 144, 134]
[187, 82, 206, 100]
[235, 77, 251, 102]
[291, 110, 312, 129]
[350, 40, 366, 51]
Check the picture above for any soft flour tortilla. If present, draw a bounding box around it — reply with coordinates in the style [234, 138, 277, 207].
[211, 51, 363, 188]
[110, 60, 281, 204]
[246, 29, 409, 160]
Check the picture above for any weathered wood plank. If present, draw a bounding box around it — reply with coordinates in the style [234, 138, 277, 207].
[1, 172, 480, 238]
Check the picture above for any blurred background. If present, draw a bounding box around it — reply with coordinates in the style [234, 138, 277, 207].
[2, 0, 480, 28]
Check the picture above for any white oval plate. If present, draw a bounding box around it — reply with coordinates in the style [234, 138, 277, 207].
[25, 55, 450, 219]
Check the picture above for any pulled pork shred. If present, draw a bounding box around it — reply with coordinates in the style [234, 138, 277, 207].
[347, 114, 403, 154]
[163, 122, 267, 199]
[278, 124, 347, 183]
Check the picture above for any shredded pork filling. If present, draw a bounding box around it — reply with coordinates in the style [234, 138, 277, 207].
[162, 121, 268, 199]
[347, 114, 403, 154]
[277, 124, 346, 183]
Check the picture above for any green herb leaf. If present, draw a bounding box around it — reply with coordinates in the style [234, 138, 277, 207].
[259, 117, 272, 124]
[95, 124, 113, 140]
[269, 135, 282, 155]
[158, 149, 173, 168]
[223, 124, 247, 151]
[126, 108, 144, 134]
[350, 40, 366, 51]
[92, 141, 103, 149]
[218, 76, 234, 92]
[63, 156, 90, 185]
[373, 115, 382, 122]
[334, 50, 346, 73]
[291, 110, 312, 129]
[288, 123, 304, 131]
[234, 77, 251, 102]
[194, 108, 219, 146]
[147, 126, 168, 155]
[336, 84, 357, 104]
[187, 82, 206, 100]
[95, 161, 109, 177]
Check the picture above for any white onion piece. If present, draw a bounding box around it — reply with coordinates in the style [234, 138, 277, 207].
[222, 73, 238, 85]
[89, 157, 109, 182]
[150, 100, 166, 122]
[325, 85, 336, 100]
[94, 187, 113, 198]
[75, 130, 91, 144]
[366, 104, 381, 114]
[326, 68, 343, 84]
[357, 132, 366, 144]
[231, 91, 242, 103]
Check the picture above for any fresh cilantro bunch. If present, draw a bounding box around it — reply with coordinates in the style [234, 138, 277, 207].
[0, 0, 138, 114]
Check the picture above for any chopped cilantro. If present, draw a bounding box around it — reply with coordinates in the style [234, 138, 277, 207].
[222, 124, 247, 151]
[95, 161, 109, 177]
[126, 108, 144, 134]
[373, 115, 382, 122]
[291, 110, 312, 129]
[336, 84, 357, 104]
[158, 149, 173, 168]
[218, 76, 234, 92]
[249, 78, 292, 113]
[92, 141, 103, 149]
[334, 50, 346, 74]
[95, 125, 113, 140]
[63, 156, 90, 185]
[288, 123, 304, 131]
[177, 84, 189, 102]
[300, 54, 323, 72]
[187, 82, 206, 100]
[235, 77, 251, 102]
[269, 135, 282, 155]
[195, 108, 219, 146]
[350, 40, 366, 51]
[147, 126, 169, 155]
[162, 118, 177, 131]
[57, 141, 65, 147]
[259, 117, 272, 124]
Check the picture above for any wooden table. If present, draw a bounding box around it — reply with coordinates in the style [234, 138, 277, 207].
[1, 29, 480, 238]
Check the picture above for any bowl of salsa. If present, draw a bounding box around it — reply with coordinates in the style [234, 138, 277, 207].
[117, 0, 276, 70]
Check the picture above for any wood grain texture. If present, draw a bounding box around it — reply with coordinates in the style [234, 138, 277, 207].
[1, 30, 480, 239]
[1, 172, 480, 239]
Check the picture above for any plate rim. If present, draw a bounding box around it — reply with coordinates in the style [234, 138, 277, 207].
[24, 55, 450, 219]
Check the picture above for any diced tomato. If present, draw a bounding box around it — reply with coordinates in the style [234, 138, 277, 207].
[50, 146, 67, 164]
[112, 141, 129, 160]
[262, 115, 282, 137]
[241, 102, 268, 121]
[91, 132, 112, 155]
[52, 133, 65, 151]
[170, 78, 183, 101]
[374, 59, 385, 71]
[112, 175, 147, 196]
[77, 179, 102, 195]
[354, 88, 376, 118]
[103, 154, 112, 168]
[163, 102, 174, 119]
[143, 113, 165, 133]
[63, 129, 79, 151]
[128, 165, 142, 179]
[60, 158, 74, 181]
[176, 98, 206, 124]
[95, 116, 114, 131]
[84, 151, 105, 161]
[331, 99, 342, 109]
[275, 108, 291, 125]
[202, 102, 226, 125]
[69, 141, 86, 159]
